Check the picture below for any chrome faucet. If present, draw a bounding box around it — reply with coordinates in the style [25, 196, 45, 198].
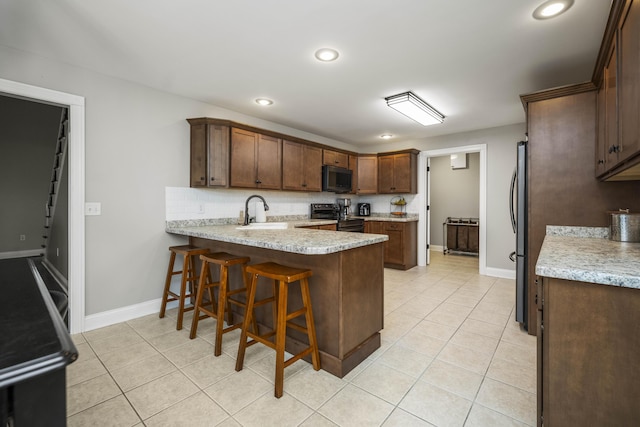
[244, 195, 269, 226]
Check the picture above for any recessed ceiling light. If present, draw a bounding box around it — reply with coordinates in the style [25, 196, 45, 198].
[255, 98, 273, 106]
[314, 48, 339, 62]
[380, 134, 394, 140]
[532, 0, 574, 20]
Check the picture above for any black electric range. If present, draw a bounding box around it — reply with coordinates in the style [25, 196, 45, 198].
[310, 203, 364, 233]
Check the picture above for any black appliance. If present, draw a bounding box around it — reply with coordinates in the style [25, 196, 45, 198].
[1, 258, 77, 426]
[310, 203, 364, 233]
[310, 203, 338, 219]
[509, 140, 528, 331]
[322, 165, 352, 193]
[358, 203, 371, 216]
[337, 218, 365, 232]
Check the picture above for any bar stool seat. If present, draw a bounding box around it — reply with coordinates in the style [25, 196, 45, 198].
[159, 245, 210, 330]
[235, 262, 321, 398]
[190, 252, 257, 356]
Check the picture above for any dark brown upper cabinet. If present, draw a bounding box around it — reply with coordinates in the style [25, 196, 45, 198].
[377, 151, 418, 194]
[230, 127, 282, 190]
[282, 140, 322, 192]
[187, 118, 229, 188]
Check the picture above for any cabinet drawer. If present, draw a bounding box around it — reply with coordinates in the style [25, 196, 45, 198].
[385, 223, 402, 231]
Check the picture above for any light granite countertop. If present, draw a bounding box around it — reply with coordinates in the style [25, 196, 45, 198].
[536, 229, 640, 289]
[357, 214, 419, 222]
[166, 221, 389, 255]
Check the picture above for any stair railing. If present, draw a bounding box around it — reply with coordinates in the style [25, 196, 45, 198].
[41, 108, 69, 253]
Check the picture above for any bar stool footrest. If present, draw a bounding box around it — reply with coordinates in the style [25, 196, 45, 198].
[286, 321, 309, 335]
[284, 347, 314, 368]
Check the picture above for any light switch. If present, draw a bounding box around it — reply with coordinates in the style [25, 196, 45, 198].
[85, 202, 101, 215]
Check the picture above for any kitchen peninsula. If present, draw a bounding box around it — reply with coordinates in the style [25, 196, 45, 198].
[166, 220, 388, 378]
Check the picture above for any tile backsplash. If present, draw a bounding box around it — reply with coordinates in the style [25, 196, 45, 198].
[165, 187, 419, 221]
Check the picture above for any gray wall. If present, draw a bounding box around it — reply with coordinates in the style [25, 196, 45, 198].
[0, 42, 522, 317]
[0, 95, 62, 254]
[364, 123, 524, 272]
[0, 44, 360, 316]
[429, 153, 480, 246]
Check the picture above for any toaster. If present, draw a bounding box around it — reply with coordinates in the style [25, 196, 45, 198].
[358, 203, 371, 216]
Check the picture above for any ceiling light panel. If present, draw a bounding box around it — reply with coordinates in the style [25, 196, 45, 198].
[385, 92, 445, 126]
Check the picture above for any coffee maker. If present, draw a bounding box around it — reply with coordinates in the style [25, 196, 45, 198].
[337, 198, 351, 219]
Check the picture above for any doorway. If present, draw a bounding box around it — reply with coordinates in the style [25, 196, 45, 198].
[418, 144, 487, 275]
[0, 78, 86, 333]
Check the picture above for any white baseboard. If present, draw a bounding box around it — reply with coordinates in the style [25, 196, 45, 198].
[429, 245, 444, 253]
[83, 265, 515, 332]
[0, 249, 43, 260]
[485, 267, 516, 279]
[84, 298, 178, 332]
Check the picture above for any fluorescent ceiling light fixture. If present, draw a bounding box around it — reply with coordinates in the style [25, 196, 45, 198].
[314, 48, 339, 62]
[533, 0, 574, 20]
[380, 134, 394, 139]
[385, 91, 445, 126]
[255, 98, 273, 106]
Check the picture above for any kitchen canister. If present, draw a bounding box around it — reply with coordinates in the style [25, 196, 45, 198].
[609, 209, 640, 242]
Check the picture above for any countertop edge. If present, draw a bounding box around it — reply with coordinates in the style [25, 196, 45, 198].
[535, 234, 640, 290]
[165, 215, 418, 229]
[166, 224, 389, 255]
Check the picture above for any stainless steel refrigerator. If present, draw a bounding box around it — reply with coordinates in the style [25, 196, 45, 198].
[510, 140, 528, 331]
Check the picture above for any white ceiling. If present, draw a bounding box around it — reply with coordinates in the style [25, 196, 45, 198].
[0, 0, 612, 148]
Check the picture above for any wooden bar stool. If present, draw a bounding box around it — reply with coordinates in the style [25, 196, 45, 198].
[189, 252, 258, 356]
[235, 262, 321, 398]
[159, 245, 210, 330]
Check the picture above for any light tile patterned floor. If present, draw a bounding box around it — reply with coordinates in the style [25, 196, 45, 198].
[67, 252, 537, 426]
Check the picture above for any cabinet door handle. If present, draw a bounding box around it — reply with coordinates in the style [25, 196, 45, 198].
[598, 159, 604, 165]
[256, 180, 262, 184]
[210, 177, 215, 181]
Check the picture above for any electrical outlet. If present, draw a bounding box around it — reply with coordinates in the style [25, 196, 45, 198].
[19, 234, 25, 241]
[85, 202, 102, 216]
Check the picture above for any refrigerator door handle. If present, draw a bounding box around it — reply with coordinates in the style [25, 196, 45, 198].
[509, 251, 516, 262]
[509, 167, 517, 233]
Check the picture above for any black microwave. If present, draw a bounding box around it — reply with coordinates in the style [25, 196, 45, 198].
[322, 165, 352, 193]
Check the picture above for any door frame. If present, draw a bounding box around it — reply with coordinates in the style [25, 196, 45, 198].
[0, 78, 86, 334]
[418, 144, 487, 275]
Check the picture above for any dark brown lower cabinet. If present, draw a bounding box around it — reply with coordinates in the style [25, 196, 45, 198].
[191, 236, 383, 378]
[366, 220, 417, 270]
[537, 277, 640, 426]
